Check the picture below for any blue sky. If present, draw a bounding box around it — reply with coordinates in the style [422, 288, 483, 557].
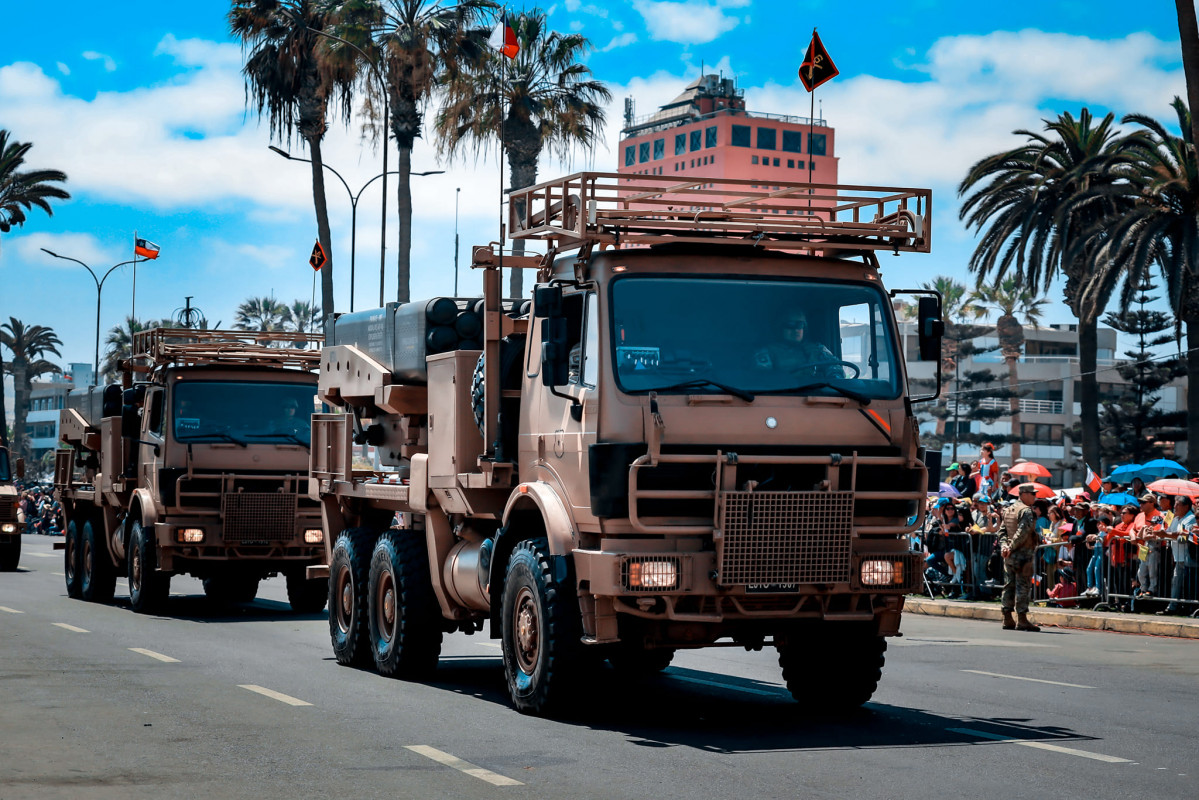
[0, 0, 1188, 373]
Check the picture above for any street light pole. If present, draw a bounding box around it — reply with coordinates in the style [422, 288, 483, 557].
[454, 187, 461, 297]
[41, 249, 142, 382]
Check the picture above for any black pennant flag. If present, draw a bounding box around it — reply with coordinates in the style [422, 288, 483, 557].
[799, 30, 839, 92]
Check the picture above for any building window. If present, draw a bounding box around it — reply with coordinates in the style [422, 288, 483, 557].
[787, 159, 795, 168]
[705, 126, 717, 148]
[639, 142, 650, 163]
[796, 160, 807, 170]
[674, 133, 686, 156]
[653, 138, 664, 160]
[1020, 423, 1064, 446]
[731, 125, 750, 147]
[782, 130, 803, 153]
[808, 133, 827, 156]
[757, 127, 777, 150]
[690, 130, 702, 151]
[625, 145, 635, 167]
[773, 157, 780, 167]
[752, 155, 759, 165]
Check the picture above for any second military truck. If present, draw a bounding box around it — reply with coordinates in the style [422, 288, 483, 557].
[309, 172, 943, 714]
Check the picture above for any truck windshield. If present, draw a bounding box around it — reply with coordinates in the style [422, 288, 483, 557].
[172, 381, 318, 445]
[611, 277, 901, 400]
[0, 448, 10, 482]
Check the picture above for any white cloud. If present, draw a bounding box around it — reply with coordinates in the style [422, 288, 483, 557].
[600, 33, 639, 53]
[81, 51, 116, 72]
[56, 62, 70, 76]
[633, 0, 748, 44]
[11, 231, 117, 268]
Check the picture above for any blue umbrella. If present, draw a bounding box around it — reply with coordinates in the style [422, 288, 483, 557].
[1106, 464, 1143, 482]
[937, 482, 961, 498]
[1097, 492, 1138, 507]
[1138, 458, 1189, 479]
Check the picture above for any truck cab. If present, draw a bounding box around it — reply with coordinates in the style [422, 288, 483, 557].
[0, 446, 23, 571]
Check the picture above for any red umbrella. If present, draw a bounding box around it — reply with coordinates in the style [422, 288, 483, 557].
[1009, 461, 1052, 479]
[1146, 479, 1199, 498]
[1008, 482, 1057, 499]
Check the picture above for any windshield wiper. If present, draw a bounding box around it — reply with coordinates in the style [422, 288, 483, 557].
[177, 431, 248, 447]
[769, 381, 871, 405]
[639, 379, 755, 402]
[244, 432, 309, 447]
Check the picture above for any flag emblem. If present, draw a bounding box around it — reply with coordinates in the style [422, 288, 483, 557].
[309, 240, 328, 272]
[134, 238, 160, 260]
[1085, 465, 1102, 494]
[489, 13, 519, 59]
[799, 31, 839, 92]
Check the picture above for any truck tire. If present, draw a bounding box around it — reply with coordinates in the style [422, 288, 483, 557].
[203, 574, 260, 605]
[778, 627, 886, 712]
[329, 528, 376, 667]
[0, 535, 20, 572]
[286, 569, 328, 613]
[80, 519, 117, 603]
[607, 645, 675, 676]
[128, 520, 170, 614]
[368, 531, 442, 678]
[500, 538, 581, 715]
[64, 519, 82, 597]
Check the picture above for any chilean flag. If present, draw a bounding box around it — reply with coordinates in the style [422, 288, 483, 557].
[489, 13, 519, 59]
[1085, 465, 1102, 494]
[134, 237, 160, 260]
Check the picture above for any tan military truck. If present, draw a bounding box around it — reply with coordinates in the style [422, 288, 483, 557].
[309, 172, 943, 714]
[54, 328, 327, 613]
[0, 446, 24, 571]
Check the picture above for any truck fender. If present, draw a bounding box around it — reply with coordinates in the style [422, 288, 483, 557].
[124, 489, 158, 561]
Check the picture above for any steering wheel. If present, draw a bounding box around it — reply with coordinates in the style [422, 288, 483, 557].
[790, 360, 861, 379]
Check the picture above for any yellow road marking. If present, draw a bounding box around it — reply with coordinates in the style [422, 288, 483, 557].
[961, 670, 1095, 689]
[237, 685, 311, 706]
[0, 606, 23, 614]
[129, 648, 180, 663]
[949, 728, 1132, 763]
[51, 622, 89, 633]
[405, 745, 523, 787]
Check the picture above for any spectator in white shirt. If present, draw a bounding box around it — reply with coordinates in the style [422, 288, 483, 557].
[1158, 496, 1197, 616]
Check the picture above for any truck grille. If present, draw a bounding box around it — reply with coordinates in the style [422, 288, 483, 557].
[717, 491, 854, 586]
[0, 503, 15, 523]
[221, 492, 296, 543]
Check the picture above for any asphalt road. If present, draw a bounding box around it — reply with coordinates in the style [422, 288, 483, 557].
[2, 533, 1196, 800]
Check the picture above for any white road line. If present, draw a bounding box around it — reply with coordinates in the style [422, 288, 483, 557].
[51, 571, 65, 577]
[129, 648, 181, 663]
[670, 674, 783, 697]
[51, 622, 89, 633]
[961, 670, 1095, 689]
[0, 606, 23, 614]
[405, 745, 523, 787]
[237, 685, 312, 707]
[25, 552, 54, 558]
[475, 642, 502, 649]
[949, 728, 1132, 763]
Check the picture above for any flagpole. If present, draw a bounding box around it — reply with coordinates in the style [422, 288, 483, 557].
[498, 12, 506, 279]
[807, 29, 816, 213]
[132, 230, 138, 324]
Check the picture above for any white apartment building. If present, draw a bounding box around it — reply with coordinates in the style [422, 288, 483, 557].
[25, 363, 94, 467]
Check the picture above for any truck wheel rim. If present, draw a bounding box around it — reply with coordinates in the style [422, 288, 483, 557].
[336, 566, 353, 634]
[66, 534, 77, 584]
[377, 570, 396, 644]
[514, 586, 540, 674]
[83, 540, 93, 583]
[131, 547, 142, 591]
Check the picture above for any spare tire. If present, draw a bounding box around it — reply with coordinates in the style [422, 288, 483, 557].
[471, 335, 527, 459]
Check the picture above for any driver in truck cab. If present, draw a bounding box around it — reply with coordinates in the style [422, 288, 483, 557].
[754, 309, 839, 378]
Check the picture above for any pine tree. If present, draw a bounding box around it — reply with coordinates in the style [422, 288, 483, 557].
[921, 323, 1017, 460]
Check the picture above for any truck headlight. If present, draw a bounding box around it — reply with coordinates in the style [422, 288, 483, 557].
[303, 528, 323, 544]
[176, 528, 205, 543]
[624, 557, 679, 590]
[861, 559, 901, 586]
[1, 523, 15, 533]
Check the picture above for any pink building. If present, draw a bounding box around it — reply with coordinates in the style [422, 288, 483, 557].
[617, 75, 838, 193]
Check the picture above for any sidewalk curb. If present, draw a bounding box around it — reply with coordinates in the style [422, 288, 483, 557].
[904, 597, 1199, 639]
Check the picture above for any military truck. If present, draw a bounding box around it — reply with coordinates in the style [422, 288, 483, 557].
[54, 328, 327, 613]
[0, 446, 24, 571]
[308, 172, 943, 714]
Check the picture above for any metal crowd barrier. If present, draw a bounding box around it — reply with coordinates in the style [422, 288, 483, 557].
[912, 525, 1000, 601]
[1098, 537, 1199, 617]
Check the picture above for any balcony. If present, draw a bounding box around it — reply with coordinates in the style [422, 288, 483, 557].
[948, 397, 1064, 415]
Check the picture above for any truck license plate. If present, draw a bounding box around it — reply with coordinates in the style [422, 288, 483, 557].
[745, 583, 799, 594]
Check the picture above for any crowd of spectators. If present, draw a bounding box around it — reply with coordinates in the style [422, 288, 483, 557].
[917, 446, 1199, 618]
[15, 484, 63, 536]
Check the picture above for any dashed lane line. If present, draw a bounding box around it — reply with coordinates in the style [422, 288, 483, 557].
[129, 648, 180, 663]
[669, 674, 784, 698]
[961, 670, 1095, 689]
[25, 552, 54, 558]
[237, 685, 312, 707]
[948, 728, 1133, 763]
[51, 623, 89, 633]
[0, 606, 23, 614]
[51, 571, 64, 577]
[405, 745, 523, 787]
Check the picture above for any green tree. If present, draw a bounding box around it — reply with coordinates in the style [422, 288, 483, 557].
[332, 0, 493, 303]
[436, 9, 609, 297]
[281, 300, 322, 347]
[0, 130, 69, 449]
[230, 0, 357, 332]
[971, 278, 1048, 461]
[958, 109, 1145, 473]
[235, 296, 288, 332]
[914, 276, 984, 442]
[101, 317, 174, 383]
[0, 319, 62, 461]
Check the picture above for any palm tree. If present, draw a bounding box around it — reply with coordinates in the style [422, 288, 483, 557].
[235, 296, 288, 333]
[332, 0, 493, 303]
[1176, 2, 1199, 152]
[101, 317, 174, 383]
[0, 319, 62, 461]
[436, 9, 609, 297]
[1096, 98, 1199, 472]
[0, 130, 69, 448]
[281, 300, 322, 347]
[971, 278, 1048, 461]
[230, 0, 357, 332]
[923, 276, 984, 441]
[958, 109, 1145, 472]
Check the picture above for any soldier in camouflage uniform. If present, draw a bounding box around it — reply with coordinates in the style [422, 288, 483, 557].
[998, 483, 1041, 631]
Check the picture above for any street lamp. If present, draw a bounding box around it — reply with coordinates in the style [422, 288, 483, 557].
[454, 187, 461, 296]
[41, 248, 144, 382]
[269, 146, 443, 312]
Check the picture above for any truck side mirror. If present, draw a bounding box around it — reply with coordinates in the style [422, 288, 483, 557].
[541, 317, 571, 386]
[533, 285, 562, 318]
[917, 296, 944, 362]
[15, 458, 24, 479]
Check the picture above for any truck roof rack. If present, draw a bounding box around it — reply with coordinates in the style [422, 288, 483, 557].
[130, 328, 323, 372]
[508, 171, 931, 255]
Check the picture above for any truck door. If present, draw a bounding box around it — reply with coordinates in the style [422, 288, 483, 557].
[141, 387, 165, 487]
